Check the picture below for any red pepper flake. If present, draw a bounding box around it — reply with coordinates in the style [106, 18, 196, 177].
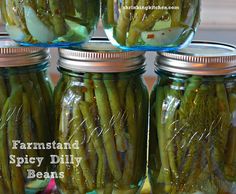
[147, 34, 155, 39]
[168, 29, 172, 32]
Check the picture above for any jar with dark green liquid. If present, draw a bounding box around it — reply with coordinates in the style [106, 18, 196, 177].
[149, 41, 236, 194]
[0, 41, 53, 193]
[54, 40, 149, 193]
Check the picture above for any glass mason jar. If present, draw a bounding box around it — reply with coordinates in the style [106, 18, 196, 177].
[54, 40, 149, 194]
[102, 0, 200, 51]
[149, 41, 236, 194]
[0, 0, 99, 47]
[0, 42, 53, 193]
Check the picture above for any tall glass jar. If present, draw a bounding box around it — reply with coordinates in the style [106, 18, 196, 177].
[0, 0, 99, 47]
[0, 41, 53, 193]
[54, 40, 149, 194]
[102, 0, 200, 51]
[149, 41, 236, 194]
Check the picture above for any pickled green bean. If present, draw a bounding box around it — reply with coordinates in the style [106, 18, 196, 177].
[48, 0, 66, 36]
[0, 98, 13, 194]
[104, 73, 127, 152]
[79, 101, 106, 188]
[93, 74, 122, 181]
[122, 80, 137, 185]
[0, 77, 8, 115]
[224, 93, 236, 179]
[58, 105, 73, 189]
[70, 101, 95, 191]
[116, 0, 133, 45]
[133, 77, 148, 184]
[8, 86, 25, 194]
[155, 86, 171, 193]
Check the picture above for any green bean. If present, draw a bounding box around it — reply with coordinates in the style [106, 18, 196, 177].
[71, 165, 87, 194]
[37, 0, 47, 10]
[58, 105, 73, 190]
[116, 0, 133, 45]
[177, 76, 201, 166]
[93, 74, 122, 181]
[54, 75, 68, 137]
[214, 82, 231, 166]
[37, 71, 53, 136]
[35, 0, 53, 29]
[0, 77, 8, 115]
[70, 101, 95, 191]
[21, 93, 39, 172]
[155, 86, 171, 193]
[8, 86, 25, 194]
[0, 174, 5, 194]
[122, 80, 137, 185]
[117, 77, 129, 109]
[87, 0, 98, 31]
[70, 103, 95, 190]
[107, 0, 115, 25]
[133, 77, 148, 184]
[127, 0, 165, 46]
[171, 0, 182, 27]
[166, 82, 183, 179]
[62, 0, 76, 17]
[224, 94, 236, 179]
[6, 0, 21, 26]
[149, 83, 162, 190]
[0, 98, 13, 194]
[83, 74, 98, 175]
[103, 73, 127, 152]
[0, 0, 14, 25]
[73, 0, 85, 15]
[127, 0, 149, 47]
[37, 71, 53, 115]
[29, 73, 53, 142]
[104, 182, 113, 194]
[180, 85, 209, 184]
[49, 0, 66, 36]
[79, 101, 106, 188]
[20, 74, 48, 142]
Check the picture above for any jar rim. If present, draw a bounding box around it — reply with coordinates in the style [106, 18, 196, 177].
[156, 41, 236, 76]
[58, 38, 146, 73]
[0, 39, 50, 67]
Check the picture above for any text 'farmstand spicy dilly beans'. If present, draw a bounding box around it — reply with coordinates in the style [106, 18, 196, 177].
[0, 41, 53, 194]
[54, 40, 149, 194]
[0, 0, 99, 47]
[102, 0, 200, 51]
[149, 41, 236, 194]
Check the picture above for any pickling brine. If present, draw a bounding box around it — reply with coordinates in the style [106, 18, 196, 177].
[102, 0, 200, 51]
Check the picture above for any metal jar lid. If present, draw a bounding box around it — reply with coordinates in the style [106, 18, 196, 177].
[156, 41, 236, 76]
[0, 39, 50, 67]
[58, 38, 145, 73]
